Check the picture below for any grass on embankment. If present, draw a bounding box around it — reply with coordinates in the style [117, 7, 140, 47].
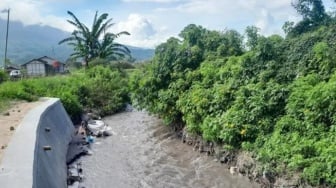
[0, 66, 130, 121]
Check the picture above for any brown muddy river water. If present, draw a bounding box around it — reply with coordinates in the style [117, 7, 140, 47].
[81, 111, 259, 188]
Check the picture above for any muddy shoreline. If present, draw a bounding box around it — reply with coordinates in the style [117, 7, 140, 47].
[173, 124, 310, 188]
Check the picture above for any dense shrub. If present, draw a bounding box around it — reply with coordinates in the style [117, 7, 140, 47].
[129, 21, 336, 186]
[82, 66, 130, 115]
[0, 66, 130, 120]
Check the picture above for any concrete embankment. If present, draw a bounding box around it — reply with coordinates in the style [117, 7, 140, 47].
[0, 98, 74, 188]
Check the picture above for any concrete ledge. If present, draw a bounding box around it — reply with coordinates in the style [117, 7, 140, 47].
[0, 98, 74, 188]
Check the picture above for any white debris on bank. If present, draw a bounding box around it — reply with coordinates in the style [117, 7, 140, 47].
[67, 112, 112, 188]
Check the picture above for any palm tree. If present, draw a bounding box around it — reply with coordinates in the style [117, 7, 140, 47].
[59, 11, 131, 67]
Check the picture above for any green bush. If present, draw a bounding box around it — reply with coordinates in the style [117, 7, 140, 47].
[0, 70, 8, 83]
[129, 22, 336, 186]
[0, 66, 130, 120]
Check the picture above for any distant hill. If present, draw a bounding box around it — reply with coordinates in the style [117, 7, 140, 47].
[0, 19, 154, 65]
[127, 46, 155, 62]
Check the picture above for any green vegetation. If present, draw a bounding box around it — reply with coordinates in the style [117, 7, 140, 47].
[0, 10, 131, 120]
[0, 69, 8, 83]
[129, 1, 336, 186]
[1, 2, 336, 186]
[0, 66, 129, 120]
[59, 11, 131, 67]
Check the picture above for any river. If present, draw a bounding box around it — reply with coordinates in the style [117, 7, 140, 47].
[80, 111, 260, 188]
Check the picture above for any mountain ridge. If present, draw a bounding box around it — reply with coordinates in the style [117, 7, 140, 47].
[0, 19, 154, 65]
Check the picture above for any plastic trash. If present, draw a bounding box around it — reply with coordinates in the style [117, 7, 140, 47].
[87, 135, 94, 143]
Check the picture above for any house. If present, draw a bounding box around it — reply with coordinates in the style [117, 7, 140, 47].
[5, 64, 20, 72]
[21, 56, 66, 77]
[5, 64, 21, 77]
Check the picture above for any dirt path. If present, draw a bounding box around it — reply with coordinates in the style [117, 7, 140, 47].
[0, 99, 44, 163]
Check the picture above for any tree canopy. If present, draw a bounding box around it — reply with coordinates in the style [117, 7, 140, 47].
[129, 1, 336, 186]
[59, 11, 131, 67]
[289, 0, 330, 36]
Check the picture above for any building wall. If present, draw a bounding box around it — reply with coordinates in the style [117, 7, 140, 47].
[39, 57, 65, 74]
[59, 64, 65, 73]
[26, 60, 46, 76]
[45, 64, 65, 74]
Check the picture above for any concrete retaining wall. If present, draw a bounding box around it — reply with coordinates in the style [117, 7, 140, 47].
[0, 98, 74, 188]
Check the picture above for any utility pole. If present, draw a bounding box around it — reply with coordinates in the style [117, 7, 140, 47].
[4, 8, 10, 69]
[1, 8, 9, 69]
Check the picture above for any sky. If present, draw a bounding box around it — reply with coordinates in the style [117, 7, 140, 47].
[0, 0, 335, 48]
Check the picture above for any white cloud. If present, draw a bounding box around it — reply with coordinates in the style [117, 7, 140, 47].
[238, 0, 298, 33]
[0, 0, 168, 48]
[0, 0, 73, 32]
[255, 9, 275, 35]
[0, 0, 334, 48]
[112, 14, 169, 48]
[122, 0, 183, 3]
[156, 0, 238, 14]
[154, 0, 300, 36]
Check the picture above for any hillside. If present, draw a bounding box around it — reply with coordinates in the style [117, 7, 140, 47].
[0, 19, 154, 65]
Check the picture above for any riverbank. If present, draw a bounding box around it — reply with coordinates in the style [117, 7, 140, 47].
[177, 125, 314, 188]
[0, 99, 306, 187]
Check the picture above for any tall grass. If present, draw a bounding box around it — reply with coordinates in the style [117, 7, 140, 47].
[0, 66, 130, 120]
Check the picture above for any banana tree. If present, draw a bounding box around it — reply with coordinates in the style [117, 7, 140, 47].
[59, 11, 130, 67]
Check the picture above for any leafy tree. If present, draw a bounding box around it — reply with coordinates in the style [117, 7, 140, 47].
[223, 29, 244, 56]
[153, 37, 181, 87]
[59, 11, 131, 67]
[130, 17, 336, 186]
[245, 26, 260, 50]
[217, 29, 244, 57]
[292, 0, 327, 21]
[290, 0, 330, 36]
[282, 21, 295, 35]
[203, 30, 225, 53]
[179, 24, 206, 47]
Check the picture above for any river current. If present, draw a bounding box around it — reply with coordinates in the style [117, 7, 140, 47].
[81, 111, 259, 188]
